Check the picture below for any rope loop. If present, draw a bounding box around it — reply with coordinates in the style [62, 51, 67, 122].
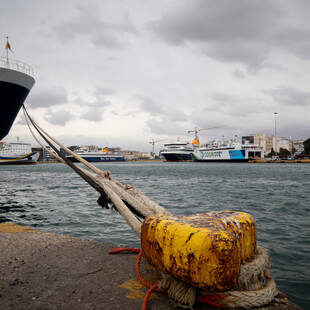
[109, 245, 277, 309]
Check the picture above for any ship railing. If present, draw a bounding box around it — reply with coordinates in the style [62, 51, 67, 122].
[0, 56, 34, 77]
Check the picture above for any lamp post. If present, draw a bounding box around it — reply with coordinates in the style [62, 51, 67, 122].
[274, 112, 278, 155]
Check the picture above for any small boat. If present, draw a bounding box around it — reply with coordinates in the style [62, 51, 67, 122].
[0, 141, 40, 165]
[192, 139, 264, 162]
[66, 147, 125, 162]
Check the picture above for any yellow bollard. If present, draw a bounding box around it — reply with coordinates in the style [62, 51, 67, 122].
[141, 211, 257, 291]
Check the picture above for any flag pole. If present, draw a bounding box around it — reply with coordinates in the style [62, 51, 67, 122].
[5, 37, 9, 67]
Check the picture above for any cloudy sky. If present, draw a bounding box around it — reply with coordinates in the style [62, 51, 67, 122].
[1, 0, 310, 152]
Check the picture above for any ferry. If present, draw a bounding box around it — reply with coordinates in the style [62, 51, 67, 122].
[192, 139, 264, 162]
[66, 147, 125, 162]
[160, 140, 195, 161]
[160, 126, 224, 162]
[0, 38, 35, 141]
[0, 141, 40, 165]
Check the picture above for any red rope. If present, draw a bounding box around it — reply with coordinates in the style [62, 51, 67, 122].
[108, 247, 140, 254]
[135, 250, 166, 294]
[109, 247, 229, 309]
[195, 293, 228, 308]
[142, 281, 160, 310]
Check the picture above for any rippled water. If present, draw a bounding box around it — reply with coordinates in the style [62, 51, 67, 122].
[1, 161, 309, 309]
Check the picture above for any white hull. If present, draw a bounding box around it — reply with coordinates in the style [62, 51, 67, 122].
[0, 152, 40, 165]
[193, 142, 264, 162]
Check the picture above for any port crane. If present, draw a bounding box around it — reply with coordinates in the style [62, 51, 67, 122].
[149, 139, 167, 155]
[188, 126, 225, 145]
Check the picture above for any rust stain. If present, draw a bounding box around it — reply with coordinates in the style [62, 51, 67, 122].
[0, 222, 40, 234]
[141, 211, 257, 291]
[118, 276, 158, 300]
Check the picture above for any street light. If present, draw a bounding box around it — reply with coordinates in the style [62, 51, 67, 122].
[274, 112, 278, 155]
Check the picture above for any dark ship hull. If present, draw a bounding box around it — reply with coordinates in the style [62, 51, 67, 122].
[0, 65, 35, 140]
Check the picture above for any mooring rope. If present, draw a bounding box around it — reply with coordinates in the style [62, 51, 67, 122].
[23, 106, 277, 309]
[109, 246, 277, 309]
[22, 105, 168, 237]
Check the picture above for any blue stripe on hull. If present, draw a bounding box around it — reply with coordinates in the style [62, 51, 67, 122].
[67, 156, 125, 162]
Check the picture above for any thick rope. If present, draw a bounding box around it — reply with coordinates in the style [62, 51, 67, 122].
[109, 246, 277, 309]
[197, 276, 277, 308]
[22, 106, 169, 237]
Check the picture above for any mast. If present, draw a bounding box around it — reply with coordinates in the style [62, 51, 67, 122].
[5, 36, 11, 68]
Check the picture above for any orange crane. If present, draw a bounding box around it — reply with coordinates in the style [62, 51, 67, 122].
[188, 126, 225, 145]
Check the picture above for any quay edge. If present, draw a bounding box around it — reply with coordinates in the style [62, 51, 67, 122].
[0, 223, 301, 310]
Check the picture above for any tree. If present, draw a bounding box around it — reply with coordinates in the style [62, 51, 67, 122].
[279, 147, 291, 157]
[303, 138, 310, 156]
[267, 147, 276, 157]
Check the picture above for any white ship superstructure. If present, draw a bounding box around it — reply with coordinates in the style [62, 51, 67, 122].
[0, 141, 40, 165]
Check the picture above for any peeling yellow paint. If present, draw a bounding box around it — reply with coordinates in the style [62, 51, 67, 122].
[119, 276, 158, 300]
[0, 222, 40, 234]
[141, 211, 257, 291]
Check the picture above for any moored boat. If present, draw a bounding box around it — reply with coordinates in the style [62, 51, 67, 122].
[192, 139, 264, 162]
[66, 147, 125, 162]
[0, 38, 35, 140]
[0, 141, 40, 165]
[160, 140, 195, 161]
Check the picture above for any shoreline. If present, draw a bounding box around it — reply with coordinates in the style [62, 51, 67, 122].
[0, 223, 301, 310]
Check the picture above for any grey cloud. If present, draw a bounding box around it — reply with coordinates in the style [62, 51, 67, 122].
[136, 95, 164, 116]
[27, 86, 67, 108]
[136, 95, 188, 122]
[45, 110, 75, 125]
[94, 85, 116, 96]
[54, 3, 139, 49]
[262, 86, 310, 106]
[231, 69, 246, 79]
[73, 90, 112, 108]
[146, 116, 188, 136]
[167, 107, 188, 123]
[81, 107, 104, 122]
[146, 0, 309, 70]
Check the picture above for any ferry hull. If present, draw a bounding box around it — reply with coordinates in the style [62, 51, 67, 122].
[193, 149, 249, 162]
[0, 152, 40, 165]
[0, 67, 35, 140]
[66, 156, 125, 163]
[161, 153, 193, 162]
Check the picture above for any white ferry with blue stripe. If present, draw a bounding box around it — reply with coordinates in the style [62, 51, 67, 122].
[66, 147, 125, 162]
[192, 140, 264, 162]
[0, 141, 40, 165]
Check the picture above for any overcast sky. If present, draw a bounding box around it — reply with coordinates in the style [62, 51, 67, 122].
[1, 0, 310, 152]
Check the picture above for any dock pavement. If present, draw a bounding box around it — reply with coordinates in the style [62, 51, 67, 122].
[0, 223, 300, 310]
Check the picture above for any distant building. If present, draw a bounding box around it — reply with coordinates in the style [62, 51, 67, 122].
[276, 137, 293, 153]
[242, 134, 296, 154]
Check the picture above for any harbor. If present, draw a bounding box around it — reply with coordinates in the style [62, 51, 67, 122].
[1, 161, 309, 309]
[1, 2, 310, 308]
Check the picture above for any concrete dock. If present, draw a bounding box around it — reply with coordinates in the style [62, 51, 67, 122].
[0, 223, 300, 310]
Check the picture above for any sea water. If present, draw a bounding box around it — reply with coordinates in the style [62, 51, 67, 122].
[0, 161, 309, 309]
